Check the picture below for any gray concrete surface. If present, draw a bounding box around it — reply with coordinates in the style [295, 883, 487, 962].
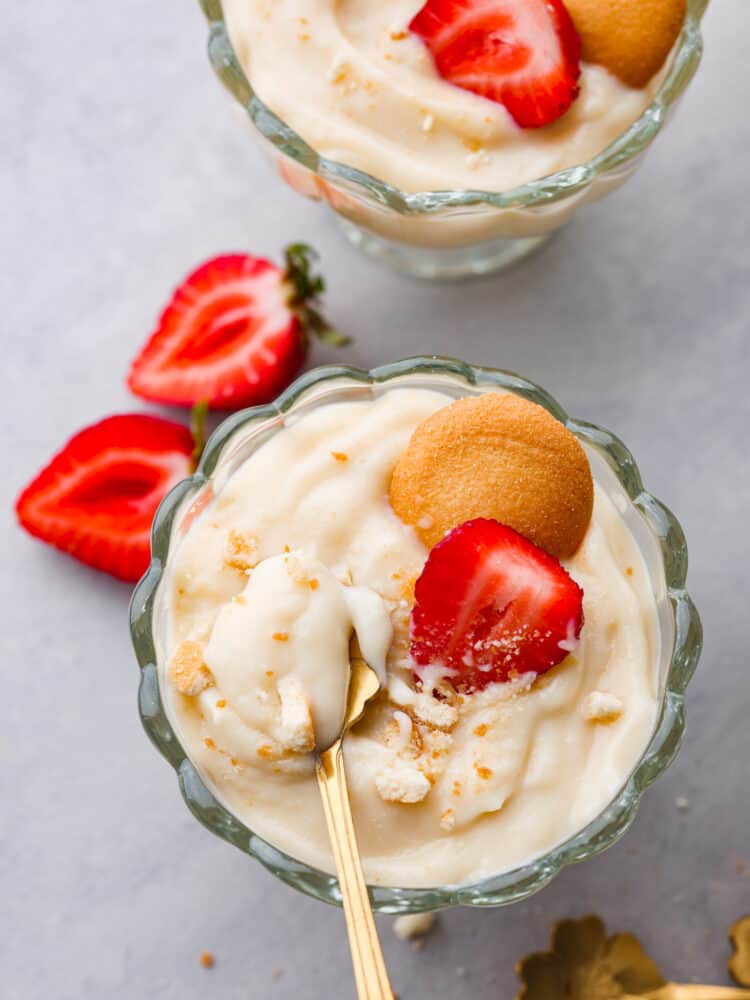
[2, 1, 749, 997]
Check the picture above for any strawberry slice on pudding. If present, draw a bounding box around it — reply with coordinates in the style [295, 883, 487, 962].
[410, 518, 584, 691]
[408, 0, 582, 128]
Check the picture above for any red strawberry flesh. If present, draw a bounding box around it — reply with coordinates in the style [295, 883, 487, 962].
[128, 247, 344, 411]
[128, 254, 300, 410]
[15, 415, 194, 582]
[408, 0, 581, 129]
[410, 518, 584, 691]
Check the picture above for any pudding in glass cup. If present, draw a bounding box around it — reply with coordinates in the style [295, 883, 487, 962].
[131, 358, 701, 909]
[196, 0, 708, 279]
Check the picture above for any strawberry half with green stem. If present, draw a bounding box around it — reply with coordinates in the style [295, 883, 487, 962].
[410, 518, 584, 692]
[128, 245, 349, 410]
[15, 410, 207, 582]
[408, 0, 581, 129]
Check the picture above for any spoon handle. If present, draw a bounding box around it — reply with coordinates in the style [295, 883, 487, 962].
[317, 741, 395, 1000]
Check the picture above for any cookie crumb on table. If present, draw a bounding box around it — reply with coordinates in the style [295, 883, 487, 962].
[393, 912, 436, 941]
[200, 951, 215, 969]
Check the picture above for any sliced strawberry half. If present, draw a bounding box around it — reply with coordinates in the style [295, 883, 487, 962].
[128, 245, 348, 410]
[410, 518, 584, 691]
[408, 0, 581, 129]
[15, 415, 195, 582]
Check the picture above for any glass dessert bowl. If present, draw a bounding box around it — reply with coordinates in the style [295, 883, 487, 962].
[196, 0, 708, 280]
[130, 357, 701, 912]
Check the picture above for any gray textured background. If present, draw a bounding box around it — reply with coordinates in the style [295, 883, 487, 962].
[3, 1, 749, 997]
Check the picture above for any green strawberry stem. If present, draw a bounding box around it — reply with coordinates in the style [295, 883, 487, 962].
[283, 243, 350, 348]
[189, 400, 209, 472]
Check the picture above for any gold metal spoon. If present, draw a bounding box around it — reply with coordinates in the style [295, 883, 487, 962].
[626, 989, 750, 999]
[316, 655, 395, 1000]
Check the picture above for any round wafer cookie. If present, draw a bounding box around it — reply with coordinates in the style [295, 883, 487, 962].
[566, 0, 686, 89]
[389, 393, 594, 559]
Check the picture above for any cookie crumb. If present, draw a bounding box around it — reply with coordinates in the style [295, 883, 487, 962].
[224, 529, 259, 572]
[583, 691, 623, 723]
[440, 809, 456, 832]
[393, 912, 436, 941]
[169, 640, 213, 697]
[375, 763, 431, 804]
[200, 952, 215, 969]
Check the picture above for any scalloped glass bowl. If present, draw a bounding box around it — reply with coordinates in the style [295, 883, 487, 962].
[130, 357, 702, 912]
[197, 0, 708, 278]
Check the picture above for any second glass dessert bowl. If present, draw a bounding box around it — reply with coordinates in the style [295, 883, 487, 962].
[197, 0, 707, 280]
[130, 357, 702, 913]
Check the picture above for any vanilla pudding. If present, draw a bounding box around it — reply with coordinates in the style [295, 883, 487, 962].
[159, 388, 661, 887]
[222, 0, 666, 194]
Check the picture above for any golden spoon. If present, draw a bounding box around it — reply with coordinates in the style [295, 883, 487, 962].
[626, 989, 750, 998]
[316, 655, 395, 1000]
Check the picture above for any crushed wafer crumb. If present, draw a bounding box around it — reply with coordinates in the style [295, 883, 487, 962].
[440, 809, 456, 832]
[465, 149, 490, 170]
[284, 553, 320, 591]
[332, 451, 349, 462]
[224, 529, 259, 572]
[327, 57, 350, 86]
[272, 632, 289, 642]
[215, 699, 227, 709]
[204, 737, 216, 750]
[475, 764, 493, 781]
[583, 691, 624, 723]
[200, 951, 215, 969]
[393, 913, 436, 941]
[375, 762, 431, 804]
[277, 675, 315, 753]
[474, 723, 488, 737]
[169, 640, 213, 696]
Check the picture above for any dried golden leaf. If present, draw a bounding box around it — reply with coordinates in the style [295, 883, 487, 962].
[516, 916, 666, 1000]
[730, 916, 750, 987]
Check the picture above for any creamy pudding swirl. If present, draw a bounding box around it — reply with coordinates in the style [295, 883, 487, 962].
[161, 389, 659, 887]
[223, 0, 672, 193]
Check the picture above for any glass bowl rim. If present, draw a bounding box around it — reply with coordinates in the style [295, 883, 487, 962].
[129, 356, 702, 912]
[196, 0, 709, 214]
